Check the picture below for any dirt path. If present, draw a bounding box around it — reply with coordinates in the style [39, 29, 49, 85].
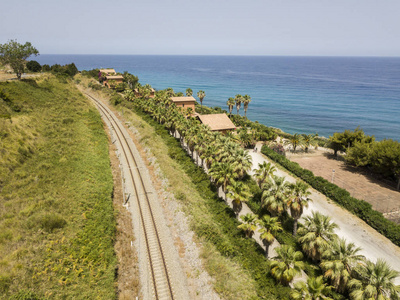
[290, 148, 400, 216]
[252, 143, 400, 284]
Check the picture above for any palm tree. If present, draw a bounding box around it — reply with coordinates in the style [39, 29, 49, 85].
[242, 94, 252, 118]
[320, 238, 365, 293]
[197, 90, 206, 110]
[291, 276, 333, 300]
[257, 215, 282, 258]
[253, 161, 277, 189]
[208, 162, 235, 196]
[261, 175, 290, 216]
[302, 133, 318, 153]
[270, 245, 305, 286]
[226, 179, 251, 217]
[287, 180, 312, 236]
[186, 88, 193, 97]
[165, 87, 175, 97]
[238, 213, 258, 238]
[235, 94, 243, 115]
[298, 211, 339, 262]
[232, 148, 252, 179]
[285, 133, 301, 153]
[227, 97, 235, 115]
[348, 259, 400, 300]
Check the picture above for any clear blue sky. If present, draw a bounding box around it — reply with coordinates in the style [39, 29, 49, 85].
[1, 0, 399, 56]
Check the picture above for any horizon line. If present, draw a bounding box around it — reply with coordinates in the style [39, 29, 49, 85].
[38, 53, 400, 58]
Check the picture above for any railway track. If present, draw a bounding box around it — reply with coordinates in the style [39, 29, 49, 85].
[85, 93, 175, 300]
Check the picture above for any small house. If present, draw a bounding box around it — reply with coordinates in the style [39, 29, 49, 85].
[170, 96, 197, 111]
[197, 113, 236, 133]
[104, 75, 124, 89]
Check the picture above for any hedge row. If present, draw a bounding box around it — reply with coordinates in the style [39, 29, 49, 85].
[261, 145, 400, 247]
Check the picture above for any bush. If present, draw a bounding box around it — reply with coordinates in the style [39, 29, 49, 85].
[41, 64, 51, 72]
[27, 213, 67, 232]
[26, 60, 41, 72]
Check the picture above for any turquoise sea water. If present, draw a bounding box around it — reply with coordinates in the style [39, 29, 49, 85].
[36, 55, 400, 141]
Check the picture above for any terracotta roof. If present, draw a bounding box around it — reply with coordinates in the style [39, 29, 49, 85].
[197, 114, 236, 131]
[170, 96, 197, 103]
[100, 68, 116, 74]
[105, 75, 124, 80]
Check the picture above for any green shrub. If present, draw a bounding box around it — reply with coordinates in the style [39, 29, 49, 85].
[26, 60, 41, 72]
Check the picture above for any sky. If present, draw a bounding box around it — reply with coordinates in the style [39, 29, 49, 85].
[1, 0, 399, 56]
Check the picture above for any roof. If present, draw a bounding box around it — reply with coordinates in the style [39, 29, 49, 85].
[197, 114, 236, 131]
[100, 68, 116, 74]
[105, 75, 124, 80]
[170, 96, 197, 103]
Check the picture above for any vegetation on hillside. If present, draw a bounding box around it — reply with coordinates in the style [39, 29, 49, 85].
[107, 81, 399, 299]
[0, 75, 116, 299]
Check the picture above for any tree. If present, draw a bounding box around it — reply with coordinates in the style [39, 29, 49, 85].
[227, 97, 235, 115]
[348, 259, 400, 300]
[0, 40, 39, 80]
[298, 211, 339, 262]
[253, 161, 277, 189]
[261, 175, 290, 216]
[242, 94, 252, 118]
[197, 90, 205, 110]
[226, 179, 251, 217]
[328, 127, 374, 157]
[302, 133, 318, 153]
[285, 133, 301, 153]
[186, 88, 193, 97]
[258, 215, 282, 258]
[238, 213, 258, 238]
[370, 139, 400, 190]
[270, 245, 305, 286]
[287, 181, 312, 236]
[123, 71, 139, 89]
[208, 162, 235, 196]
[235, 94, 243, 115]
[291, 276, 333, 300]
[26, 60, 41, 72]
[320, 238, 365, 293]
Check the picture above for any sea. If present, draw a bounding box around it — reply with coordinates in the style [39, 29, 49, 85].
[35, 55, 400, 141]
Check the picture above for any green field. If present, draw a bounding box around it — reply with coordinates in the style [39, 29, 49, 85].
[0, 76, 116, 299]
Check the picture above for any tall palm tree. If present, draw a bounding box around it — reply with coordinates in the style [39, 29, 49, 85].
[208, 162, 235, 196]
[298, 211, 339, 262]
[270, 245, 305, 286]
[232, 148, 252, 179]
[238, 213, 258, 238]
[302, 133, 318, 153]
[186, 88, 193, 97]
[287, 180, 312, 236]
[348, 259, 400, 300]
[226, 179, 251, 217]
[235, 94, 243, 115]
[242, 94, 252, 118]
[285, 133, 301, 153]
[291, 276, 333, 300]
[261, 175, 290, 216]
[253, 161, 277, 189]
[320, 238, 365, 294]
[257, 215, 282, 258]
[197, 90, 205, 111]
[227, 97, 235, 115]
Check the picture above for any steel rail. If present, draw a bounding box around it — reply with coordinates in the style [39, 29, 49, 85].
[86, 93, 174, 300]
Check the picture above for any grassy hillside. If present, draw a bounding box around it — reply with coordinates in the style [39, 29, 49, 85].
[0, 76, 116, 299]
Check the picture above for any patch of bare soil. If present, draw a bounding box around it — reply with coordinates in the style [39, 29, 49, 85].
[108, 118, 140, 299]
[289, 149, 400, 223]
